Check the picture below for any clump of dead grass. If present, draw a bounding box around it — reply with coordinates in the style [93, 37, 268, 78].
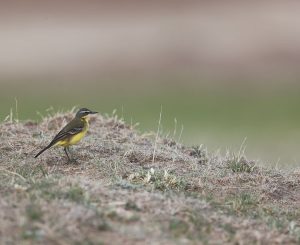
[227, 154, 257, 173]
[126, 168, 188, 192]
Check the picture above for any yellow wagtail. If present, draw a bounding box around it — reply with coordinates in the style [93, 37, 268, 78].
[34, 108, 97, 161]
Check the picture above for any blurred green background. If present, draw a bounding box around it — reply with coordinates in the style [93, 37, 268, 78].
[1, 1, 300, 167]
[2, 79, 300, 168]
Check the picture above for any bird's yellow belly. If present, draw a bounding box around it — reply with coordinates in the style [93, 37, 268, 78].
[69, 130, 87, 145]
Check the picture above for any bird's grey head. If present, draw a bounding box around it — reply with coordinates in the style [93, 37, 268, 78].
[76, 108, 98, 118]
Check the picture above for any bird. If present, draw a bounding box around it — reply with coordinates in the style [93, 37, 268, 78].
[34, 108, 97, 161]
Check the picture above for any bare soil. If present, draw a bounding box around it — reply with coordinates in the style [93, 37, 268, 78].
[1, 111, 300, 244]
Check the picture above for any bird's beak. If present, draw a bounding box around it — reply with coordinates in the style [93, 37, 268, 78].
[90, 111, 98, 114]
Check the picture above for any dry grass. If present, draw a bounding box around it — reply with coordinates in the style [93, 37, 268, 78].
[1, 110, 300, 244]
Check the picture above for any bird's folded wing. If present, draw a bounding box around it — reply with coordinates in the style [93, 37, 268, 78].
[50, 126, 84, 144]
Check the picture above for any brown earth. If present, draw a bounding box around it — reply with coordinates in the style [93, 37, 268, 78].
[1, 110, 300, 244]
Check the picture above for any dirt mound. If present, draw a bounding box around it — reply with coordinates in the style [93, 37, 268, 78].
[1, 111, 300, 244]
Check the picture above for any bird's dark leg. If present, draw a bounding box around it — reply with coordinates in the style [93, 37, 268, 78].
[65, 147, 77, 162]
[64, 147, 71, 162]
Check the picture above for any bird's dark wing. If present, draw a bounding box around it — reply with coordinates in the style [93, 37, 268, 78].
[50, 127, 83, 145]
[48, 119, 84, 146]
[52, 127, 83, 142]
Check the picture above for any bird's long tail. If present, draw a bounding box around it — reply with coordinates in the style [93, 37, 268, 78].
[34, 145, 51, 158]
